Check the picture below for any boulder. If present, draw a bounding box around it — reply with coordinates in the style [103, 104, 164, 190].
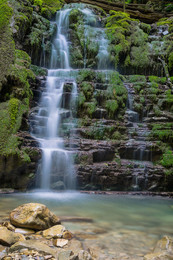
[144, 236, 173, 260]
[0, 227, 25, 246]
[41, 225, 65, 238]
[10, 203, 60, 230]
[9, 240, 58, 258]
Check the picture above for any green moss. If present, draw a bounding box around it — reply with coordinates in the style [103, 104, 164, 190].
[8, 98, 20, 128]
[80, 82, 93, 101]
[161, 149, 173, 168]
[30, 65, 47, 76]
[140, 23, 151, 34]
[0, 0, 15, 87]
[128, 75, 146, 83]
[34, 0, 43, 7]
[77, 69, 95, 83]
[86, 102, 97, 118]
[106, 100, 118, 118]
[151, 123, 173, 143]
[131, 45, 149, 68]
[78, 92, 86, 108]
[0, 0, 13, 31]
[165, 90, 173, 111]
[168, 52, 173, 71]
[149, 76, 167, 84]
[40, 0, 64, 18]
[134, 103, 143, 113]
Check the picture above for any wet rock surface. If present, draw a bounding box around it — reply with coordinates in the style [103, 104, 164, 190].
[0, 203, 95, 260]
[10, 203, 61, 230]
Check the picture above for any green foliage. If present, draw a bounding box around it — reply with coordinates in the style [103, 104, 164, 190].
[40, 0, 64, 18]
[77, 69, 95, 83]
[78, 92, 86, 107]
[128, 75, 146, 83]
[161, 149, 173, 168]
[149, 76, 167, 84]
[106, 100, 118, 118]
[80, 82, 93, 101]
[131, 45, 149, 68]
[0, 0, 13, 31]
[8, 98, 20, 128]
[165, 90, 173, 111]
[151, 123, 173, 143]
[30, 65, 47, 76]
[86, 102, 97, 118]
[34, 0, 43, 7]
[168, 52, 173, 70]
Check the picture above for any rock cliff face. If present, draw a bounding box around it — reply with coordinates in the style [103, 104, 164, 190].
[0, 0, 172, 191]
[0, 0, 64, 189]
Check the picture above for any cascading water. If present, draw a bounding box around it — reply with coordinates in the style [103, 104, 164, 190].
[30, 3, 110, 190]
[31, 7, 77, 190]
[124, 83, 152, 190]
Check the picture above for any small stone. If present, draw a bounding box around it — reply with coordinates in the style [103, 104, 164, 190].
[62, 231, 73, 240]
[53, 239, 68, 248]
[10, 203, 60, 230]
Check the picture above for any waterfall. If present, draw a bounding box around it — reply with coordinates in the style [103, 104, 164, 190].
[31, 7, 77, 190]
[30, 3, 111, 190]
[124, 83, 152, 190]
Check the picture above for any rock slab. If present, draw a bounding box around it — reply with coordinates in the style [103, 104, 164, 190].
[10, 203, 60, 230]
[0, 227, 25, 246]
[9, 240, 58, 258]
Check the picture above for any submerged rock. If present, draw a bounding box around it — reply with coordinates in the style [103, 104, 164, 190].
[0, 227, 25, 246]
[144, 236, 173, 260]
[10, 203, 60, 230]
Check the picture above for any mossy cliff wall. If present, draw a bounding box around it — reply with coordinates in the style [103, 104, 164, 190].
[0, 0, 64, 190]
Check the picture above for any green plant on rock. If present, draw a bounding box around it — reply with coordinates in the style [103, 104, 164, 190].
[8, 98, 20, 128]
[161, 149, 173, 168]
[77, 92, 86, 108]
[128, 75, 146, 83]
[87, 101, 97, 118]
[34, 0, 43, 7]
[168, 52, 173, 71]
[77, 69, 95, 83]
[80, 82, 93, 101]
[106, 100, 118, 118]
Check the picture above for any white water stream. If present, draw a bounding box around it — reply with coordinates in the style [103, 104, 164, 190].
[31, 4, 110, 190]
[31, 7, 78, 190]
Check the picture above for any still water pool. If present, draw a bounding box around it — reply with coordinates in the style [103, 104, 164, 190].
[0, 192, 173, 259]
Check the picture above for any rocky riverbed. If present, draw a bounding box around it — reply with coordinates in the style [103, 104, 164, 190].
[0, 201, 173, 260]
